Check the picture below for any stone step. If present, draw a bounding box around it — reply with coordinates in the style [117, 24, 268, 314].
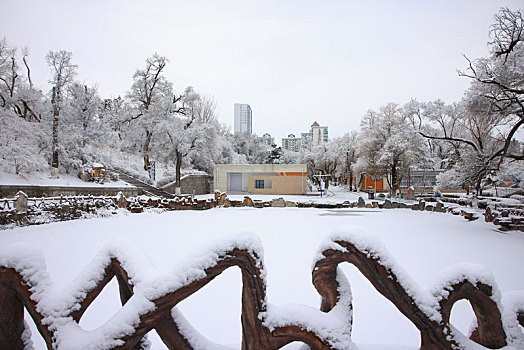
[110, 169, 175, 198]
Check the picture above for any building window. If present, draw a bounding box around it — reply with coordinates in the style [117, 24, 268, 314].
[255, 179, 272, 189]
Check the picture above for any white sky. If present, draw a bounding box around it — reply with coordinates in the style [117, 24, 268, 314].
[2, 0, 523, 144]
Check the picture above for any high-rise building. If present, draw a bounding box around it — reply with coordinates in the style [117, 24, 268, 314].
[261, 133, 275, 146]
[234, 103, 252, 135]
[310, 121, 328, 146]
[282, 134, 301, 152]
[281, 121, 328, 152]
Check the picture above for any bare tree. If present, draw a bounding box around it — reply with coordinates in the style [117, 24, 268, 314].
[459, 7, 524, 162]
[417, 7, 524, 195]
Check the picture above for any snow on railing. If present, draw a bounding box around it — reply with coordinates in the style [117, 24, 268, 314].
[0, 232, 522, 349]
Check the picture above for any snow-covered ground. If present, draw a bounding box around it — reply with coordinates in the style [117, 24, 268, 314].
[198, 186, 368, 204]
[1, 197, 523, 349]
[0, 170, 134, 188]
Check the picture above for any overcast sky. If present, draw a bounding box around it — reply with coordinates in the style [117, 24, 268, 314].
[2, 0, 523, 144]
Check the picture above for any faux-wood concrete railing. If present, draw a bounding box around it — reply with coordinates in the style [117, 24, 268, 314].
[0, 236, 522, 349]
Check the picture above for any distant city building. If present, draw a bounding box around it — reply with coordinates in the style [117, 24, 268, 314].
[281, 121, 328, 152]
[282, 134, 301, 152]
[234, 103, 252, 135]
[261, 133, 275, 146]
[300, 132, 312, 150]
[310, 121, 328, 146]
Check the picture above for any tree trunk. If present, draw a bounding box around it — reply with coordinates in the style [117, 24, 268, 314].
[475, 178, 482, 198]
[51, 87, 59, 169]
[392, 163, 400, 197]
[175, 150, 183, 194]
[143, 130, 152, 171]
[357, 173, 364, 192]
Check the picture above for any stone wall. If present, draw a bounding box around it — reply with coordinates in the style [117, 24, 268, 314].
[162, 174, 212, 195]
[0, 185, 142, 198]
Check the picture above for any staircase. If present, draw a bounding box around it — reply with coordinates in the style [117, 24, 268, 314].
[111, 170, 175, 198]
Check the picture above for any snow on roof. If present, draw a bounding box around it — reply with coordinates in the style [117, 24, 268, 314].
[92, 163, 105, 168]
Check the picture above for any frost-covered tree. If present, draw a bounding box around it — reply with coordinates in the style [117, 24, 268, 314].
[357, 103, 427, 196]
[416, 8, 524, 195]
[126, 53, 184, 172]
[0, 38, 48, 174]
[55, 83, 105, 172]
[232, 134, 269, 164]
[407, 100, 463, 170]
[0, 108, 48, 174]
[265, 146, 284, 164]
[334, 131, 359, 190]
[458, 7, 524, 164]
[301, 142, 339, 189]
[154, 87, 220, 193]
[68, 83, 102, 148]
[46, 50, 77, 169]
[101, 96, 134, 145]
[498, 160, 524, 190]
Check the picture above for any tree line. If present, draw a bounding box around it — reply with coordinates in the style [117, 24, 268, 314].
[302, 7, 524, 196]
[1, 7, 522, 197]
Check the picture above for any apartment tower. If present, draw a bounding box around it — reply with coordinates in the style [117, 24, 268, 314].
[234, 103, 252, 135]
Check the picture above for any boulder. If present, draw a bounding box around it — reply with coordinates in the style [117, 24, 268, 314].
[116, 192, 127, 209]
[243, 196, 254, 207]
[218, 193, 228, 206]
[14, 191, 28, 212]
[230, 200, 243, 207]
[270, 198, 286, 207]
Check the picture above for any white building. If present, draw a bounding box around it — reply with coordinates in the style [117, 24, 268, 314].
[261, 133, 275, 146]
[310, 121, 328, 146]
[281, 121, 328, 152]
[282, 134, 301, 152]
[234, 103, 252, 135]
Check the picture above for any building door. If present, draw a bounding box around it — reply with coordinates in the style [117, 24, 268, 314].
[229, 173, 242, 192]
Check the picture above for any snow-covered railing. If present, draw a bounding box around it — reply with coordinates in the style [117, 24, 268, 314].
[0, 197, 15, 211]
[1, 232, 523, 349]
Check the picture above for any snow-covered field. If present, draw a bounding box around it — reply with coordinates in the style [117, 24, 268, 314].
[1, 197, 523, 349]
[0, 170, 134, 188]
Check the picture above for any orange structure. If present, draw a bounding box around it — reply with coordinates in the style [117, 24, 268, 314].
[361, 174, 387, 192]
